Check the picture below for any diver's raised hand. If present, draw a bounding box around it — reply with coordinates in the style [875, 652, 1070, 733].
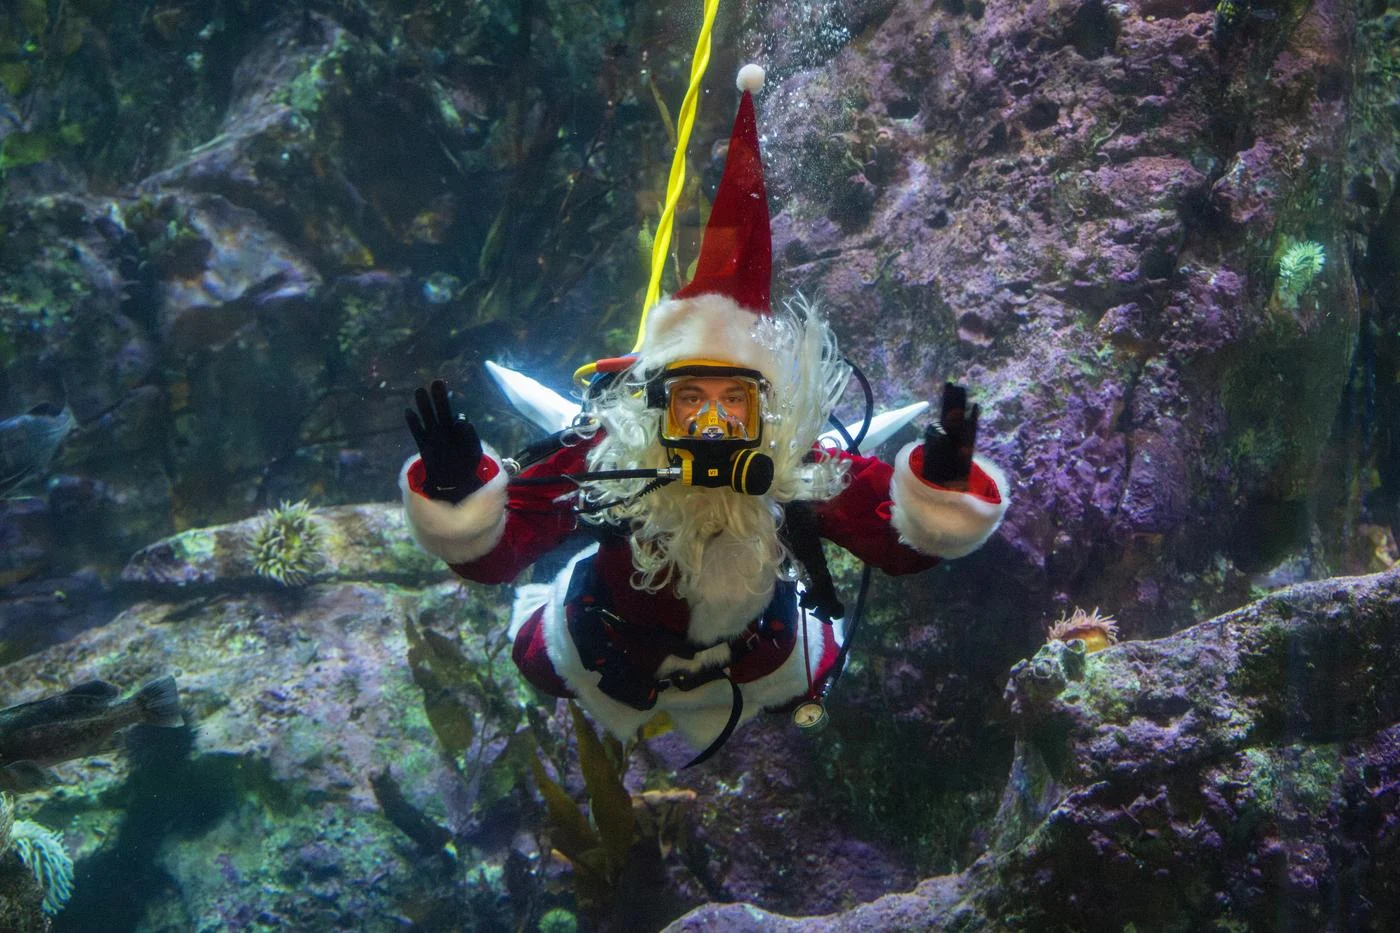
[921, 382, 980, 487]
[405, 379, 484, 503]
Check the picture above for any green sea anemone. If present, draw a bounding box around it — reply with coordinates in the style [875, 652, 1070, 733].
[10, 815, 73, 916]
[1276, 240, 1325, 299]
[538, 908, 579, 933]
[249, 500, 325, 586]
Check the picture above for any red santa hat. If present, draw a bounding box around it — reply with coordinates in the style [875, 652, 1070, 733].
[637, 64, 779, 377]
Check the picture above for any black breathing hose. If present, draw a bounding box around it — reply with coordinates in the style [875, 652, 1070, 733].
[508, 468, 670, 487]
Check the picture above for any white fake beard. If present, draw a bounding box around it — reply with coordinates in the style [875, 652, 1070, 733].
[625, 481, 784, 644]
[578, 296, 855, 642]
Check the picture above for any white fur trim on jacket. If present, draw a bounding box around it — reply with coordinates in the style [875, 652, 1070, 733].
[538, 546, 840, 750]
[641, 293, 779, 376]
[399, 445, 509, 565]
[889, 442, 1009, 559]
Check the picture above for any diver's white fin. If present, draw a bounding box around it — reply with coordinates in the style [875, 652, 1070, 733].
[483, 361, 582, 434]
[820, 400, 929, 452]
[485, 359, 927, 452]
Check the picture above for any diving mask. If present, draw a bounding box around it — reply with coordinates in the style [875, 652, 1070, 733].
[661, 374, 761, 443]
[647, 362, 773, 494]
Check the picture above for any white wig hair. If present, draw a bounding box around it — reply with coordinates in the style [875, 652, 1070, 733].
[580, 295, 853, 598]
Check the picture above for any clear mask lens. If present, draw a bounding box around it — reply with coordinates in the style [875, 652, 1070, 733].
[661, 375, 762, 444]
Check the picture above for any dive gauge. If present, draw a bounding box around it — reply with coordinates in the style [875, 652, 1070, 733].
[792, 700, 828, 731]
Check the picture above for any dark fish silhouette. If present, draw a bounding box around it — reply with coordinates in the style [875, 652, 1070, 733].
[0, 402, 76, 498]
[0, 677, 183, 791]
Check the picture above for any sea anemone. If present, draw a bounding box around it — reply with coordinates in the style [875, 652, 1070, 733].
[10, 817, 73, 916]
[1276, 240, 1325, 298]
[1047, 606, 1119, 653]
[249, 500, 325, 586]
[537, 908, 579, 933]
[0, 795, 12, 862]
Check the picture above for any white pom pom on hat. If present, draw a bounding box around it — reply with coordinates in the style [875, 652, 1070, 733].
[736, 63, 766, 93]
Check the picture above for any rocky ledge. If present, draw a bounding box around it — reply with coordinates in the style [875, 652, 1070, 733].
[667, 565, 1400, 932]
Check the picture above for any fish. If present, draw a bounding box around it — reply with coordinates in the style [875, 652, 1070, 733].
[0, 402, 77, 499]
[0, 676, 184, 792]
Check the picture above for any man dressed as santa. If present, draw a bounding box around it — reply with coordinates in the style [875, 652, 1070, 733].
[400, 65, 1009, 765]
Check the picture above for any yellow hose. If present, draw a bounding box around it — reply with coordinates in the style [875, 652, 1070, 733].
[574, 0, 720, 384]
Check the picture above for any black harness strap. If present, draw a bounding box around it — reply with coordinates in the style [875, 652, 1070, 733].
[780, 501, 844, 623]
[564, 554, 793, 765]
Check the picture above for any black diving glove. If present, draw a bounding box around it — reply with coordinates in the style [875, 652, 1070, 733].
[922, 382, 980, 486]
[405, 379, 485, 504]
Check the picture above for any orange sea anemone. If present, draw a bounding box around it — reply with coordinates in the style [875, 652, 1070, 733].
[1047, 606, 1119, 653]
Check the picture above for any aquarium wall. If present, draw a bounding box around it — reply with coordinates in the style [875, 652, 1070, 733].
[0, 0, 1397, 930]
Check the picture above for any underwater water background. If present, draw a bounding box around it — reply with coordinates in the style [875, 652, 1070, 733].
[0, 0, 1398, 930]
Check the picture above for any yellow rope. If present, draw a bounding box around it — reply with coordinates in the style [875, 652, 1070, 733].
[574, 0, 720, 385]
[638, 0, 720, 348]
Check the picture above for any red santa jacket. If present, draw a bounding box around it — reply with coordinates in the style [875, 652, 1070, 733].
[402, 433, 1005, 707]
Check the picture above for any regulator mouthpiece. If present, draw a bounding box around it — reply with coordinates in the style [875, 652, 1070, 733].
[650, 362, 773, 495]
[730, 448, 774, 496]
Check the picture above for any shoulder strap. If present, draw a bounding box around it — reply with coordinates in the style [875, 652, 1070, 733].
[779, 502, 845, 623]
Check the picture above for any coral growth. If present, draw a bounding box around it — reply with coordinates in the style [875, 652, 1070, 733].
[249, 500, 325, 586]
[1047, 606, 1120, 653]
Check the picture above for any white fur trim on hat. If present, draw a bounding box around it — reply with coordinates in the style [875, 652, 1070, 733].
[888, 442, 1009, 558]
[640, 293, 778, 376]
[399, 446, 509, 565]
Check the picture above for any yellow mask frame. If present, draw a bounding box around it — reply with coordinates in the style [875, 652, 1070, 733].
[661, 373, 762, 444]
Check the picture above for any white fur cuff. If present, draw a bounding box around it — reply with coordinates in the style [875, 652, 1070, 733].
[889, 442, 1009, 559]
[399, 446, 509, 565]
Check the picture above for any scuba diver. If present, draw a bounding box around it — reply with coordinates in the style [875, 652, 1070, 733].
[400, 66, 1009, 764]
